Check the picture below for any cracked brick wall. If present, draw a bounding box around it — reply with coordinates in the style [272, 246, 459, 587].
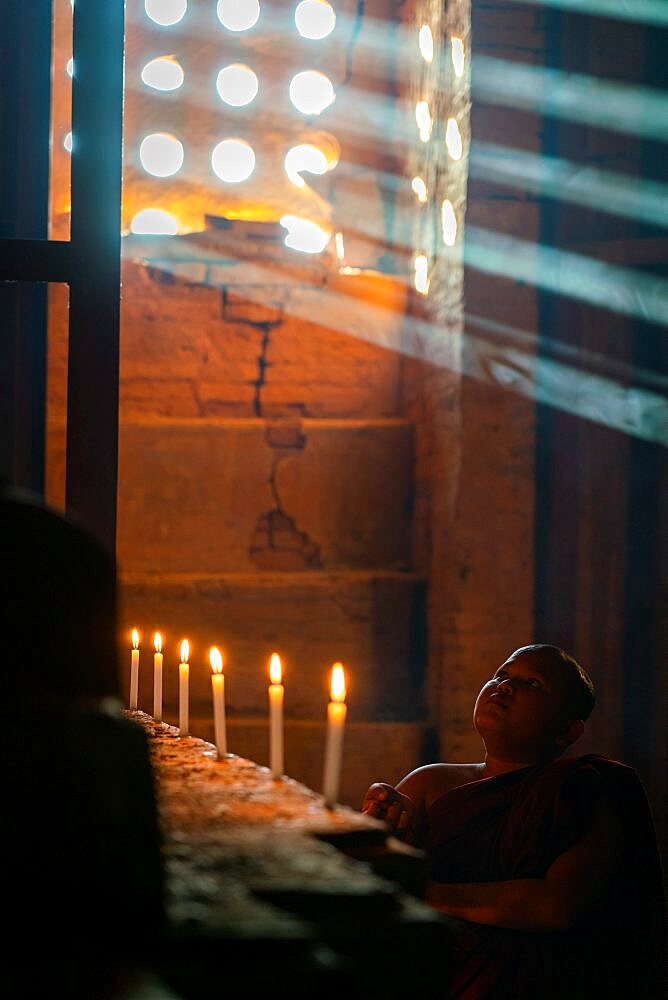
[45, 248, 427, 806]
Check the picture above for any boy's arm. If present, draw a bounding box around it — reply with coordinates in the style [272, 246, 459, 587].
[361, 767, 432, 844]
[426, 793, 623, 930]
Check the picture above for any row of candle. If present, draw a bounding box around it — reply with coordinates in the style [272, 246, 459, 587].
[129, 630, 347, 808]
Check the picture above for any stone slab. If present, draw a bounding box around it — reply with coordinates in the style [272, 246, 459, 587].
[134, 713, 451, 996]
[143, 714, 431, 812]
[119, 570, 426, 722]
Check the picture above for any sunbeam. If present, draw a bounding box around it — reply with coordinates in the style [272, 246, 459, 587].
[473, 57, 668, 142]
[465, 311, 668, 444]
[470, 143, 668, 229]
[495, 0, 668, 29]
[465, 226, 668, 327]
[120, 235, 668, 444]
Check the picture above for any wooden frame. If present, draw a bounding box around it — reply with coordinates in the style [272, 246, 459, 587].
[0, 0, 125, 553]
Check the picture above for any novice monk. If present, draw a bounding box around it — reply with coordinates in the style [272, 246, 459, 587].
[362, 644, 666, 999]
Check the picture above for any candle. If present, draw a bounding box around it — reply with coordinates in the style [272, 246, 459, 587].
[153, 632, 163, 722]
[268, 652, 284, 778]
[129, 628, 140, 710]
[179, 639, 189, 736]
[210, 647, 226, 757]
[322, 662, 347, 809]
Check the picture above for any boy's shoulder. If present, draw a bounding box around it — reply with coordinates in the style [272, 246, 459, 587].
[398, 761, 485, 806]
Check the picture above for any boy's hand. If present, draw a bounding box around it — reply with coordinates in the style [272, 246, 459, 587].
[361, 782, 419, 842]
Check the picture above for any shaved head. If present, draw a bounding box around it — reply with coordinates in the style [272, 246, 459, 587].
[506, 645, 595, 722]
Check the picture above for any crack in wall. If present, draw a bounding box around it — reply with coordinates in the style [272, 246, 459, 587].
[216, 290, 322, 565]
[220, 288, 284, 417]
[268, 451, 282, 511]
[253, 325, 271, 417]
[249, 422, 322, 570]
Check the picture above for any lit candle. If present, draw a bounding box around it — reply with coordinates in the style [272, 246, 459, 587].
[268, 653, 284, 778]
[322, 662, 347, 809]
[210, 647, 226, 757]
[179, 639, 189, 736]
[153, 632, 163, 722]
[129, 629, 140, 710]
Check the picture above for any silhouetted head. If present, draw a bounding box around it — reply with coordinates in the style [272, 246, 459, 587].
[1, 486, 119, 710]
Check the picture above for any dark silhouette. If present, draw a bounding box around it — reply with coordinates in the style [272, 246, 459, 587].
[2, 486, 164, 997]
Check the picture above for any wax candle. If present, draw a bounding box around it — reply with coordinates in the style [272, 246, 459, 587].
[129, 628, 140, 710]
[153, 632, 163, 722]
[322, 662, 347, 809]
[268, 652, 284, 778]
[179, 639, 189, 736]
[210, 647, 226, 757]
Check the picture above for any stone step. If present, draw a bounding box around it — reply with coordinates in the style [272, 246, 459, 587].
[148, 716, 432, 811]
[119, 570, 426, 721]
[111, 418, 414, 573]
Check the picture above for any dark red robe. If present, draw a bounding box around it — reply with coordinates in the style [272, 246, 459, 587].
[425, 755, 665, 999]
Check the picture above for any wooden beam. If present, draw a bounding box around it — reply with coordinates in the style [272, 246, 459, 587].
[66, 0, 125, 552]
[0, 1, 53, 494]
[0, 239, 70, 283]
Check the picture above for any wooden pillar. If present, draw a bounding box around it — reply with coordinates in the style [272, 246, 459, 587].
[66, 0, 125, 552]
[0, 0, 52, 493]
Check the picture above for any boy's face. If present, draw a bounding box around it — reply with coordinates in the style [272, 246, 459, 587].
[473, 650, 576, 760]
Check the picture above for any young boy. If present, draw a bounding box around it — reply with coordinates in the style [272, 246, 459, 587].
[362, 644, 665, 998]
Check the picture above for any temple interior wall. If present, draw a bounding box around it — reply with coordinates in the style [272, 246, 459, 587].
[43, 0, 665, 868]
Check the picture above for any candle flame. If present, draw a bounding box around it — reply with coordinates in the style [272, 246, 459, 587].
[210, 647, 223, 674]
[269, 652, 282, 685]
[132, 628, 139, 649]
[154, 632, 162, 653]
[330, 663, 346, 702]
[180, 639, 189, 663]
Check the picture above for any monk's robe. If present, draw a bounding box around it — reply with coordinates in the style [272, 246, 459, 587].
[425, 755, 665, 999]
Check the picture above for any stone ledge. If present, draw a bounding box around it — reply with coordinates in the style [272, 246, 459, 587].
[124, 714, 430, 811]
[120, 567, 423, 584]
[130, 711, 452, 996]
[187, 716, 432, 811]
